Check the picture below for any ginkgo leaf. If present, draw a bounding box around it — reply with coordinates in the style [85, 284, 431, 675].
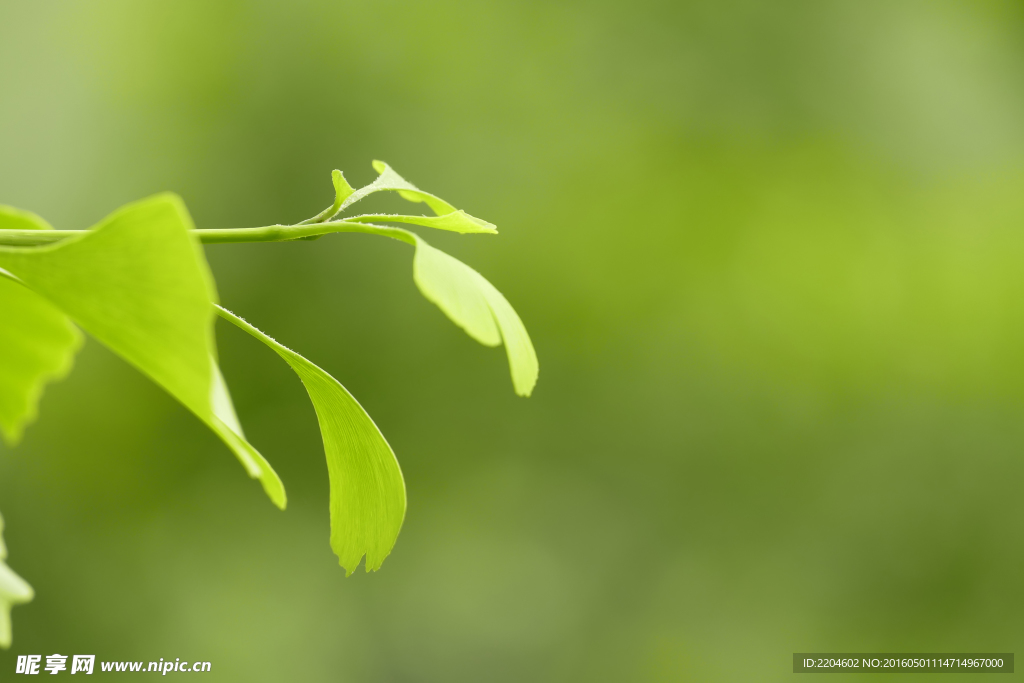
[347, 210, 496, 235]
[0, 273, 82, 446]
[302, 169, 356, 225]
[409, 235, 538, 397]
[0, 207, 81, 444]
[339, 160, 455, 214]
[215, 305, 406, 575]
[0, 195, 285, 508]
[304, 220, 537, 396]
[0, 204, 54, 232]
[324, 161, 495, 234]
[0, 513, 33, 649]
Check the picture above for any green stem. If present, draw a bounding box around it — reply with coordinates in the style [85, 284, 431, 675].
[0, 221, 418, 247]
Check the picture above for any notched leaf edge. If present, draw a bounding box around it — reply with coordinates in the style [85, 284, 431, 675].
[214, 305, 406, 576]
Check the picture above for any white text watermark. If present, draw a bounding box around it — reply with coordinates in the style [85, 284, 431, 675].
[16, 655, 211, 675]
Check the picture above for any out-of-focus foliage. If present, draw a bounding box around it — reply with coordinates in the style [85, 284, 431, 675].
[0, 513, 33, 649]
[2, 0, 1024, 681]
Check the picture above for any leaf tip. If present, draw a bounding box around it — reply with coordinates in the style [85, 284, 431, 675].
[151, 191, 189, 214]
[371, 160, 387, 174]
[256, 462, 287, 510]
[514, 379, 537, 398]
[330, 170, 355, 208]
[268, 487, 287, 511]
[339, 557, 361, 577]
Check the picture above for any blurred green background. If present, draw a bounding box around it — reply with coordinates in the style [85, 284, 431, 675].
[2, 0, 1024, 680]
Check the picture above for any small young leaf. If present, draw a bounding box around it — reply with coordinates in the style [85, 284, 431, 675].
[333, 161, 496, 234]
[303, 170, 356, 225]
[0, 276, 82, 444]
[215, 305, 406, 575]
[0, 195, 285, 508]
[0, 513, 33, 649]
[347, 210, 496, 235]
[339, 161, 454, 214]
[411, 236, 538, 396]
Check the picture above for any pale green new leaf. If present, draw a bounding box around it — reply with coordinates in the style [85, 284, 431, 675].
[332, 161, 496, 234]
[340, 160, 455, 214]
[216, 305, 406, 575]
[347, 210, 496, 235]
[0, 513, 33, 649]
[0, 195, 285, 508]
[303, 169, 356, 225]
[410, 235, 538, 396]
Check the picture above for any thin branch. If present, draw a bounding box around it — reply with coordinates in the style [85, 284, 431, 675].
[0, 221, 418, 247]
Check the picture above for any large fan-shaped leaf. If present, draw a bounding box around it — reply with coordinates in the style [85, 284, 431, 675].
[0, 513, 33, 649]
[216, 305, 406, 575]
[0, 196, 285, 508]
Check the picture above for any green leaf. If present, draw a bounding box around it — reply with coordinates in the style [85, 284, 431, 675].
[302, 169, 356, 225]
[410, 235, 538, 396]
[0, 513, 33, 649]
[0, 204, 54, 232]
[0, 204, 82, 443]
[0, 275, 82, 444]
[347, 210, 496, 235]
[215, 305, 406, 575]
[334, 161, 496, 234]
[0, 195, 285, 508]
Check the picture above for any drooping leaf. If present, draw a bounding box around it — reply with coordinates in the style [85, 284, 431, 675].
[410, 235, 538, 396]
[215, 305, 406, 575]
[0, 513, 33, 649]
[0, 271, 83, 445]
[0, 195, 285, 508]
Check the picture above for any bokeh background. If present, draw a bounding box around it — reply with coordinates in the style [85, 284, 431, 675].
[2, 0, 1024, 680]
